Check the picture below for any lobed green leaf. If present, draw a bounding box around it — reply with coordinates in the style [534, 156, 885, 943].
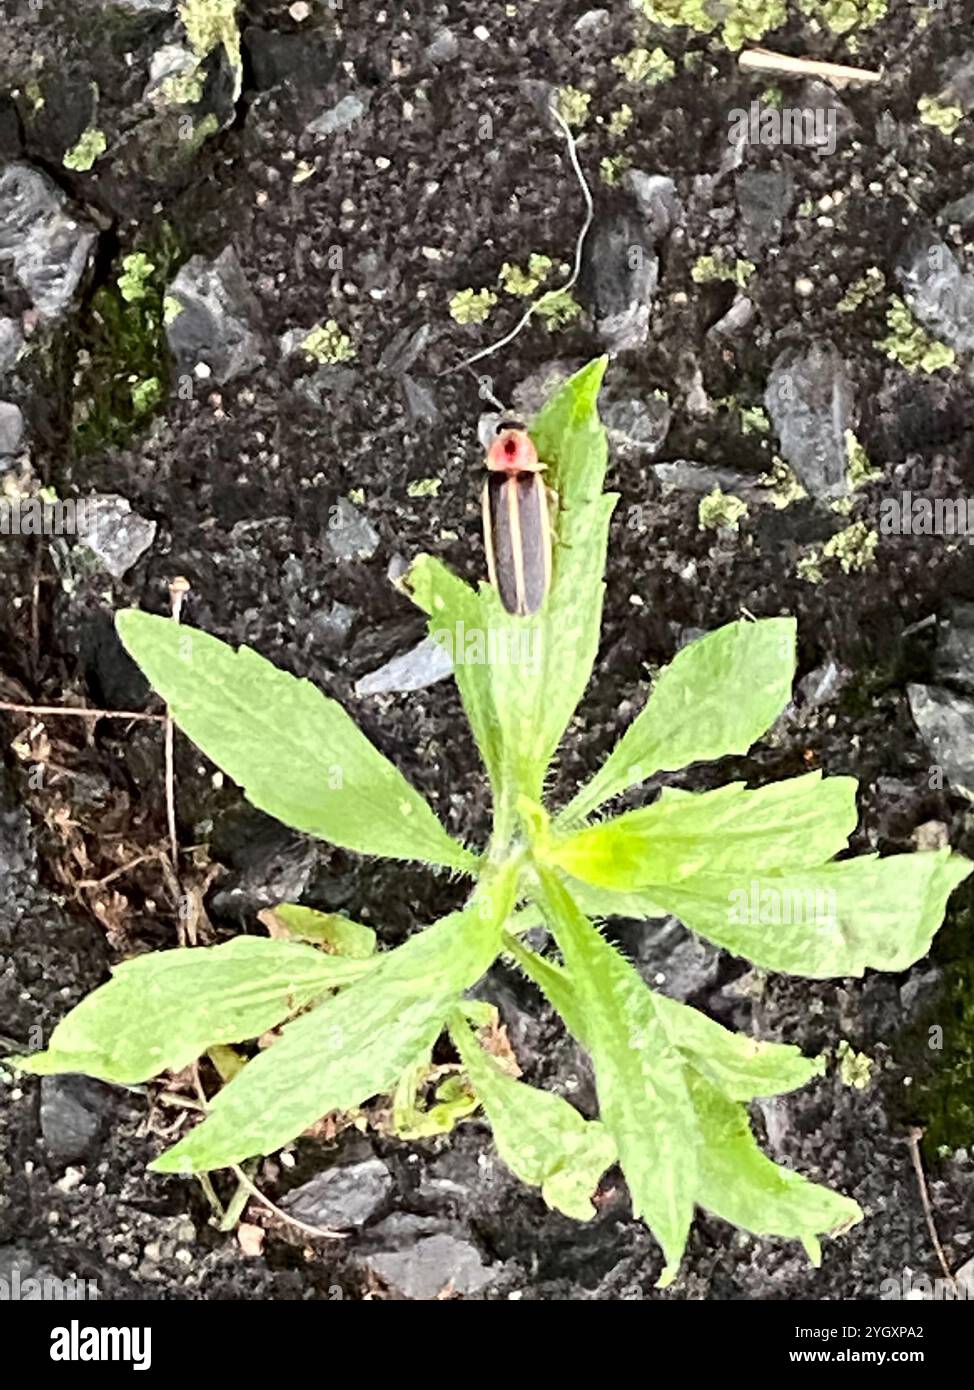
[549, 773, 858, 890]
[613, 848, 973, 978]
[116, 610, 475, 871]
[689, 1076, 861, 1261]
[507, 935, 821, 1102]
[533, 867, 698, 1284]
[559, 617, 797, 826]
[10, 938, 368, 1085]
[450, 1011, 617, 1220]
[150, 868, 517, 1173]
[530, 871, 861, 1280]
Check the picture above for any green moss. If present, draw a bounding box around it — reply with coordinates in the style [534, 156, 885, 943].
[607, 105, 634, 138]
[449, 288, 498, 325]
[876, 297, 956, 374]
[499, 254, 552, 297]
[822, 520, 878, 573]
[917, 94, 964, 136]
[739, 404, 769, 435]
[638, 0, 788, 51]
[691, 254, 755, 288]
[534, 289, 582, 332]
[799, 0, 886, 34]
[301, 320, 355, 364]
[159, 68, 207, 107]
[836, 1040, 873, 1089]
[600, 155, 632, 185]
[118, 253, 156, 304]
[130, 375, 163, 415]
[63, 128, 107, 172]
[796, 551, 824, 584]
[845, 429, 881, 489]
[407, 478, 441, 499]
[72, 225, 183, 454]
[22, 79, 44, 113]
[183, 112, 220, 152]
[179, 0, 241, 95]
[163, 295, 184, 326]
[555, 86, 591, 129]
[612, 47, 675, 84]
[906, 888, 974, 1152]
[761, 85, 783, 109]
[758, 457, 807, 509]
[836, 266, 885, 313]
[698, 486, 748, 532]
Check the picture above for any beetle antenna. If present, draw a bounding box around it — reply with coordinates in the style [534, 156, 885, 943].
[467, 365, 508, 412]
[441, 100, 594, 379]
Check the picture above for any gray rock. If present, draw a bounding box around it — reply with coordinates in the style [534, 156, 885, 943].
[799, 80, 857, 143]
[765, 341, 854, 501]
[894, 230, 972, 355]
[0, 318, 24, 376]
[602, 394, 671, 456]
[78, 495, 156, 580]
[573, 8, 610, 31]
[580, 208, 657, 353]
[364, 1233, 493, 1300]
[736, 168, 795, 251]
[797, 658, 851, 708]
[40, 1075, 111, 1165]
[400, 376, 440, 427]
[426, 27, 460, 63]
[293, 365, 357, 406]
[934, 603, 974, 695]
[630, 916, 722, 1000]
[0, 401, 24, 455]
[907, 683, 974, 793]
[144, 43, 198, 104]
[282, 1158, 392, 1229]
[711, 118, 748, 188]
[511, 358, 584, 418]
[325, 497, 379, 562]
[209, 827, 317, 924]
[387, 553, 409, 585]
[379, 323, 431, 375]
[938, 189, 974, 229]
[896, 232, 974, 355]
[355, 635, 452, 696]
[306, 92, 371, 139]
[755, 1095, 793, 1158]
[165, 246, 264, 384]
[708, 294, 754, 339]
[0, 163, 97, 322]
[899, 966, 943, 1017]
[652, 459, 759, 499]
[244, 24, 341, 92]
[311, 601, 355, 648]
[113, 0, 175, 9]
[621, 171, 682, 242]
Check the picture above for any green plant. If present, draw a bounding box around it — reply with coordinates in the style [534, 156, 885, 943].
[11, 362, 970, 1285]
[72, 227, 183, 453]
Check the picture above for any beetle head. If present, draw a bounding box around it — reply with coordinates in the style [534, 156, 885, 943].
[486, 424, 542, 473]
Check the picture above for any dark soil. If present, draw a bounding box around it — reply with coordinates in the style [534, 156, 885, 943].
[1, 0, 973, 1301]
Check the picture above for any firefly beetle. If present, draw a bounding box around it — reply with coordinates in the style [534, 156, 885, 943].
[482, 420, 553, 617]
